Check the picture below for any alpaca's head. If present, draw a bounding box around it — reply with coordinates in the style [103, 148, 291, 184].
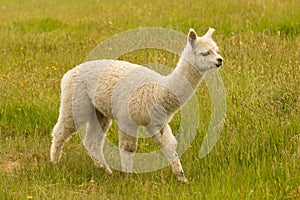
[184, 28, 223, 73]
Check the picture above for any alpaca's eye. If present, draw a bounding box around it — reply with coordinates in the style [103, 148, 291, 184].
[201, 51, 210, 56]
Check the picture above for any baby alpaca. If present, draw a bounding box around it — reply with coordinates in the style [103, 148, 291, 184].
[50, 28, 223, 183]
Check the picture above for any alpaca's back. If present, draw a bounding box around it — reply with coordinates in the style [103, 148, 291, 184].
[92, 60, 136, 118]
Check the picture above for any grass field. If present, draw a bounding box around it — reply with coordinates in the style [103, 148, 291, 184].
[0, 0, 299, 199]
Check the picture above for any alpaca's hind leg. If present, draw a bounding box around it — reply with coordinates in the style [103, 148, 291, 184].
[152, 124, 188, 183]
[83, 109, 112, 173]
[118, 129, 138, 173]
[50, 117, 76, 164]
[50, 69, 79, 164]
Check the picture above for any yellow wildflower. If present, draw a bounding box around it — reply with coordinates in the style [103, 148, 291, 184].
[27, 196, 33, 199]
[51, 66, 57, 71]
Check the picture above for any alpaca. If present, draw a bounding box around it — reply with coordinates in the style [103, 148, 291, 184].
[50, 28, 223, 183]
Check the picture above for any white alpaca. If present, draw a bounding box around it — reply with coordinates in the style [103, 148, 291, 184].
[50, 28, 223, 183]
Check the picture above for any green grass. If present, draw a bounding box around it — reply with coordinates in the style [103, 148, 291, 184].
[0, 0, 299, 199]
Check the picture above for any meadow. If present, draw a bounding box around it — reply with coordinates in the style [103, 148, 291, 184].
[0, 0, 299, 199]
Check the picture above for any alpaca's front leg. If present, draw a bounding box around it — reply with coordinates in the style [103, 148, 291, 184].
[118, 129, 138, 173]
[152, 124, 188, 184]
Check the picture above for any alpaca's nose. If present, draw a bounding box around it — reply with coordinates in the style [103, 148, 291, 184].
[216, 58, 223, 67]
[217, 58, 223, 64]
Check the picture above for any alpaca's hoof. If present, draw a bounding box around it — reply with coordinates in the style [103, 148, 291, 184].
[178, 176, 189, 184]
[51, 160, 58, 165]
[50, 155, 61, 165]
[105, 167, 113, 174]
[93, 160, 112, 174]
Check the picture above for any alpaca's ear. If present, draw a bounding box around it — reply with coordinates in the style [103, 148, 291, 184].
[204, 27, 215, 38]
[188, 28, 197, 48]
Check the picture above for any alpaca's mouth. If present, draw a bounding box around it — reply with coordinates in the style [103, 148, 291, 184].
[216, 63, 222, 68]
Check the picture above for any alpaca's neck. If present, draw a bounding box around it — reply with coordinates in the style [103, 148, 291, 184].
[165, 47, 204, 110]
[169, 45, 203, 90]
[173, 57, 203, 89]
